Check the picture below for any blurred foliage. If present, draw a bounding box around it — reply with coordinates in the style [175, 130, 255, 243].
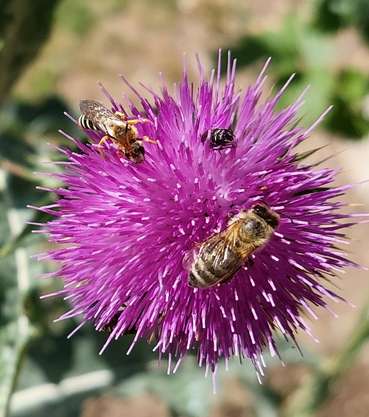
[313, 0, 369, 43]
[0, 0, 61, 106]
[0, 1, 369, 417]
[325, 68, 369, 137]
[116, 360, 214, 417]
[284, 299, 369, 417]
[0, 83, 77, 417]
[0, 171, 37, 417]
[55, 0, 127, 36]
[227, 10, 369, 139]
[1, 96, 76, 138]
[56, 0, 96, 36]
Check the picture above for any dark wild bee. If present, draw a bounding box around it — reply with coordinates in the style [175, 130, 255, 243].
[100, 304, 159, 343]
[201, 128, 235, 150]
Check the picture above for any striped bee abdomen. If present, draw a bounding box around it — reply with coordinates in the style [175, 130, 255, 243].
[78, 114, 103, 132]
[189, 239, 242, 288]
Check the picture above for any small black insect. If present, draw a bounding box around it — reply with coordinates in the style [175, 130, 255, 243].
[201, 128, 235, 150]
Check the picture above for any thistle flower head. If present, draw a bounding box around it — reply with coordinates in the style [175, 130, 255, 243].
[38, 53, 358, 378]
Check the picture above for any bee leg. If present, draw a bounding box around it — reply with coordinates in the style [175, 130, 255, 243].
[195, 331, 200, 342]
[245, 257, 255, 268]
[98, 135, 111, 157]
[127, 118, 152, 125]
[116, 150, 126, 160]
[115, 144, 127, 160]
[142, 135, 157, 144]
[148, 329, 157, 344]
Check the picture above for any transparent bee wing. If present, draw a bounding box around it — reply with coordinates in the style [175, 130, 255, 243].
[211, 236, 237, 268]
[182, 246, 199, 271]
[203, 233, 244, 285]
[224, 219, 257, 260]
[222, 221, 242, 247]
[79, 99, 117, 123]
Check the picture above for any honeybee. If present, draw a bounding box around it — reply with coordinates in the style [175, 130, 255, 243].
[186, 204, 279, 289]
[201, 128, 235, 150]
[79, 99, 156, 163]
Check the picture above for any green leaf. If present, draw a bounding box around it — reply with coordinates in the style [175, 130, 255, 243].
[312, 0, 348, 32]
[313, 0, 369, 43]
[275, 69, 335, 127]
[0, 209, 51, 258]
[0, 172, 34, 417]
[229, 16, 301, 74]
[0, 309, 31, 417]
[299, 29, 333, 70]
[325, 69, 369, 138]
[0, 96, 78, 140]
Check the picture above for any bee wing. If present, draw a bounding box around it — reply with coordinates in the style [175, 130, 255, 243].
[182, 246, 200, 271]
[206, 233, 236, 267]
[222, 222, 242, 246]
[79, 99, 118, 125]
[184, 224, 245, 274]
[182, 235, 225, 272]
[202, 232, 245, 284]
[223, 221, 256, 260]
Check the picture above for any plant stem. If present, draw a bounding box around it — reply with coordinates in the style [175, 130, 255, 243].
[11, 370, 114, 416]
[283, 299, 369, 417]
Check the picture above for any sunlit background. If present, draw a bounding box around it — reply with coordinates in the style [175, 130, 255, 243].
[1, 1, 369, 417]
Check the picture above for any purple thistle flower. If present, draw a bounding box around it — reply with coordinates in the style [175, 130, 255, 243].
[36, 52, 359, 379]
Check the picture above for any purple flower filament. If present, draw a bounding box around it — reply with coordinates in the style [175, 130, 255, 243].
[37, 52, 359, 380]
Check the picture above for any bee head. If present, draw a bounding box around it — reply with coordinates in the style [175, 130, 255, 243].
[126, 141, 145, 163]
[201, 128, 235, 149]
[252, 204, 279, 229]
[211, 128, 235, 148]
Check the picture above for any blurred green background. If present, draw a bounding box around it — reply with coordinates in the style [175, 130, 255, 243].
[1, 1, 369, 417]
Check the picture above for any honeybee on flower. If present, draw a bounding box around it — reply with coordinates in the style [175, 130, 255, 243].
[36, 52, 358, 380]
